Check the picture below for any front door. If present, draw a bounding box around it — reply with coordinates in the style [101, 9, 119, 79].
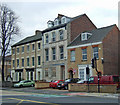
[69, 70, 73, 79]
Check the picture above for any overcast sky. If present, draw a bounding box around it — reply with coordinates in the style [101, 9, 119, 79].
[1, 0, 120, 45]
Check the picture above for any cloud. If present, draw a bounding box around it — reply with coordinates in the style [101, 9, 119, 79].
[3, 0, 119, 45]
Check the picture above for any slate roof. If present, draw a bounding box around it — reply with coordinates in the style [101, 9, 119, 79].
[12, 13, 94, 47]
[68, 24, 116, 47]
[12, 33, 42, 47]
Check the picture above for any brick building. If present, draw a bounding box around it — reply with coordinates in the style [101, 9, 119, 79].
[11, 31, 42, 81]
[67, 24, 119, 80]
[42, 14, 96, 81]
[0, 55, 11, 81]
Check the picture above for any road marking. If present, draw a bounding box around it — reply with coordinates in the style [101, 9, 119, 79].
[16, 100, 24, 105]
[31, 94, 69, 98]
[7, 98, 59, 105]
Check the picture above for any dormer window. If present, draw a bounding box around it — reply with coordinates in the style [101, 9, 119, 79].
[61, 17, 66, 24]
[47, 21, 53, 28]
[54, 19, 59, 26]
[81, 32, 92, 41]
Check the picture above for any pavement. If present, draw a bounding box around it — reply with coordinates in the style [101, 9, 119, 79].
[62, 92, 120, 99]
[0, 87, 120, 99]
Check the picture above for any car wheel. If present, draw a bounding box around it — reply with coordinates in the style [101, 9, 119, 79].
[64, 86, 68, 90]
[31, 84, 34, 87]
[20, 85, 23, 88]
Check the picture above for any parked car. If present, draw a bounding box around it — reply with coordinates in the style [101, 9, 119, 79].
[88, 75, 120, 89]
[77, 80, 88, 84]
[57, 78, 80, 90]
[50, 80, 64, 88]
[14, 80, 35, 88]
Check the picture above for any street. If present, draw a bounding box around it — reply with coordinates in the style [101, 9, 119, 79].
[0, 87, 119, 105]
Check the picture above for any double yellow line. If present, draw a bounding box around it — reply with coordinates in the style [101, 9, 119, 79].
[7, 98, 59, 105]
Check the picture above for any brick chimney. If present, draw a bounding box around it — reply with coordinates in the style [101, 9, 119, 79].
[58, 14, 64, 19]
[35, 30, 41, 35]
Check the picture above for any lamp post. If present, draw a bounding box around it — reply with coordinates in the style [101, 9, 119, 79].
[94, 57, 100, 93]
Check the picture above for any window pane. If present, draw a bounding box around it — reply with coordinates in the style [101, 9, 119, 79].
[22, 59, 24, 67]
[46, 35, 49, 43]
[27, 45, 29, 51]
[32, 44, 34, 50]
[22, 46, 24, 52]
[52, 48, 56, 60]
[27, 58, 29, 66]
[17, 59, 19, 67]
[82, 49, 87, 60]
[38, 56, 41, 65]
[60, 46, 64, 59]
[59, 30, 64, 40]
[17, 48, 19, 53]
[93, 47, 99, 59]
[71, 50, 75, 61]
[52, 32, 56, 42]
[38, 43, 40, 49]
[45, 49, 49, 61]
[32, 57, 34, 66]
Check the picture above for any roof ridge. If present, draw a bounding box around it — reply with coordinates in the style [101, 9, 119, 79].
[97, 24, 116, 30]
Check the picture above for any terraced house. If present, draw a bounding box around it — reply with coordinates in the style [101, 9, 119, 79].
[42, 14, 96, 81]
[67, 24, 119, 80]
[11, 31, 42, 81]
[11, 13, 96, 81]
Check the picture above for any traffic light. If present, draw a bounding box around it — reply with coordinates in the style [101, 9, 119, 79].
[86, 67, 89, 74]
[91, 58, 94, 68]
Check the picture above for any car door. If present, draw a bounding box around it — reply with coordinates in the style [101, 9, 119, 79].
[23, 81, 29, 86]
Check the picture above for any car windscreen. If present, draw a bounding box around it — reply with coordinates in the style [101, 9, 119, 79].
[65, 79, 70, 82]
[113, 76, 119, 82]
[20, 81, 25, 83]
[55, 81, 58, 83]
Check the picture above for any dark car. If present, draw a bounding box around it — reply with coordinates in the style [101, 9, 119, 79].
[57, 78, 80, 90]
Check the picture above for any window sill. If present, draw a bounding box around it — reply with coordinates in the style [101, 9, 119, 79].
[70, 61, 75, 62]
[81, 60, 87, 62]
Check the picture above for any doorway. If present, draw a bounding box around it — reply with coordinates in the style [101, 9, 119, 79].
[69, 70, 73, 79]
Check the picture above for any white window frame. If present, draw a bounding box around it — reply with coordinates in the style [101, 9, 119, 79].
[70, 50, 75, 61]
[61, 17, 66, 24]
[82, 49, 87, 60]
[22, 46, 24, 53]
[52, 32, 56, 42]
[59, 30, 64, 40]
[93, 47, 99, 59]
[79, 69, 84, 80]
[54, 19, 58, 26]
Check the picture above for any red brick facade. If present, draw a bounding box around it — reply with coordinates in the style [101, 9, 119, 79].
[103, 25, 119, 75]
[70, 14, 97, 42]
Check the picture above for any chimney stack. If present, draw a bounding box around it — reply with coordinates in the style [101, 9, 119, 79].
[35, 30, 41, 35]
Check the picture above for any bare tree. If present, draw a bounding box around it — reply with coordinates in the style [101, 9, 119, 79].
[0, 4, 20, 81]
